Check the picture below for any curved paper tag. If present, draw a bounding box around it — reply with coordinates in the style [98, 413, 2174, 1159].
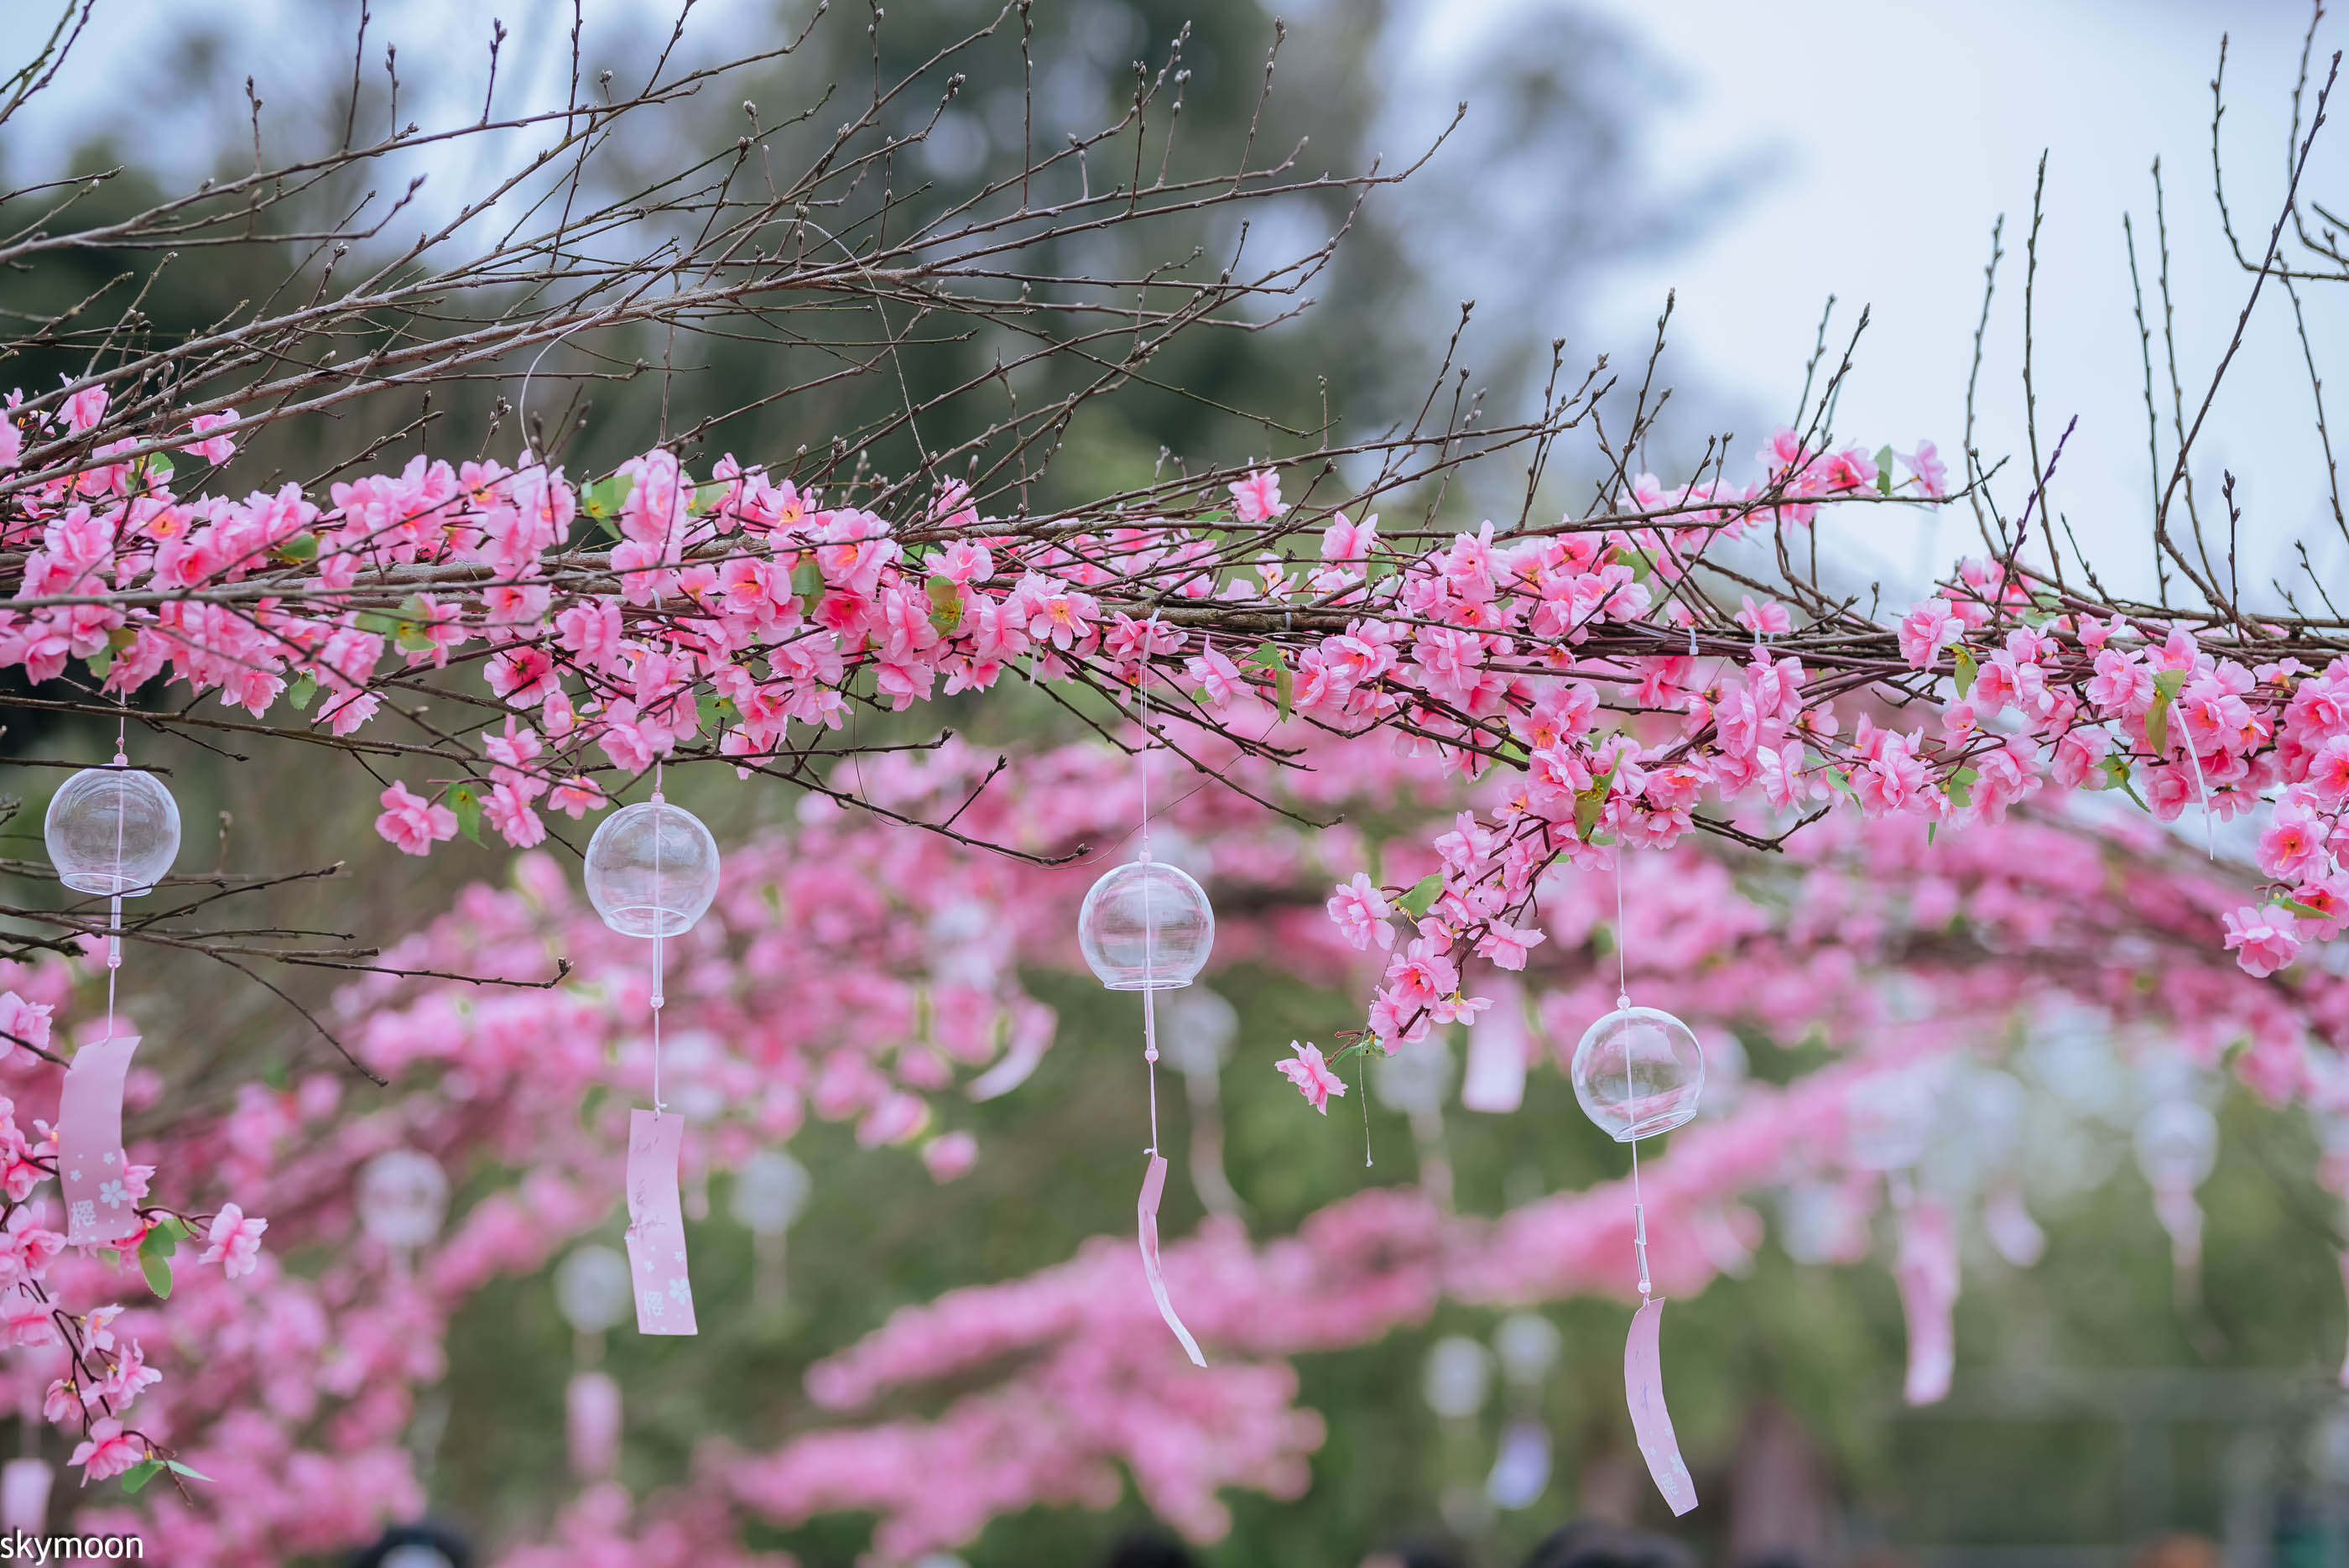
[1894, 1198, 1957, 1407]
[1625, 1297, 1697, 1516]
[624, 1109, 697, 1336]
[1138, 1154, 1205, 1367]
[60, 1035, 140, 1247]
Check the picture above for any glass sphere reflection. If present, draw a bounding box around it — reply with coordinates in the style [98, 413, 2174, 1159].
[2134, 1098, 2219, 1190]
[44, 767, 179, 896]
[729, 1149, 811, 1237]
[583, 799, 721, 938]
[355, 1149, 449, 1250]
[1569, 1004, 1706, 1142]
[1076, 859, 1213, 991]
[553, 1244, 634, 1334]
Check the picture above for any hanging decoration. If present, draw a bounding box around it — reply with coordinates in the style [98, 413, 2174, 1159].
[1076, 670, 1211, 1367]
[1161, 987, 1245, 1219]
[583, 773, 720, 1338]
[2134, 1096, 2220, 1305]
[356, 1149, 451, 1272]
[1845, 1065, 1954, 1406]
[729, 1149, 812, 1314]
[1460, 977, 1531, 1115]
[1569, 840, 1706, 1517]
[44, 725, 179, 1248]
[553, 1245, 635, 1480]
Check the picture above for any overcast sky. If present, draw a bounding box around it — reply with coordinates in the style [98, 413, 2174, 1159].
[1547, 0, 2349, 606]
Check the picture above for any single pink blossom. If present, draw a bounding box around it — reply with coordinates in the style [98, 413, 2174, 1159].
[374, 783, 457, 857]
[2221, 905, 2300, 977]
[199, 1202, 268, 1279]
[1228, 468, 1286, 524]
[1274, 1040, 1346, 1114]
[67, 1418, 141, 1483]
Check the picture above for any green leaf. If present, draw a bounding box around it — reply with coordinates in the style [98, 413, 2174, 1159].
[2144, 694, 2171, 758]
[2277, 897, 2331, 920]
[2101, 755, 2152, 812]
[139, 1222, 177, 1300]
[287, 674, 316, 711]
[449, 784, 483, 846]
[1951, 645, 1977, 699]
[1241, 642, 1293, 721]
[1395, 874, 1444, 919]
[926, 573, 963, 636]
[1873, 445, 1895, 497]
[352, 610, 398, 636]
[119, 1460, 164, 1494]
[393, 623, 438, 654]
[1944, 765, 1980, 810]
[1823, 766, 1860, 803]
[581, 474, 636, 519]
[1621, 547, 1654, 584]
[85, 643, 113, 681]
[790, 560, 824, 608]
[164, 1459, 214, 1482]
[275, 530, 317, 564]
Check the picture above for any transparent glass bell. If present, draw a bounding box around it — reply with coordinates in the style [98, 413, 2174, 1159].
[553, 1244, 634, 1334]
[583, 798, 721, 938]
[1569, 1004, 1706, 1142]
[356, 1149, 450, 1251]
[729, 1149, 811, 1237]
[44, 766, 180, 896]
[1076, 859, 1214, 991]
[2134, 1099, 2219, 1190]
[1844, 1066, 1941, 1172]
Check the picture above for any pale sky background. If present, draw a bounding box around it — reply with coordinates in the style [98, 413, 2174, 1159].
[17, 0, 2349, 612]
[1526, 0, 2349, 607]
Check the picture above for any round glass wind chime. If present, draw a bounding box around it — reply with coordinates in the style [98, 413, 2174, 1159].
[44, 720, 181, 1251]
[1076, 664, 1213, 1366]
[582, 764, 719, 1337]
[1567, 827, 1706, 1517]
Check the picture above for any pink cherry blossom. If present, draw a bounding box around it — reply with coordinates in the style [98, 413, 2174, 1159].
[67, 1419, 141, 1482]
[1274, 1040, 1346, 1114]
[373, 783, 457, 857]
[199, 1203, 268, 1279]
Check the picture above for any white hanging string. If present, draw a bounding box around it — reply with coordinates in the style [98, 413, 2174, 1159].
[1617, 837, 1648, 1301]
[1138, 664, 1160, 1156]
[650, 758, 667, 1116]
[103, 705, 127, 1045]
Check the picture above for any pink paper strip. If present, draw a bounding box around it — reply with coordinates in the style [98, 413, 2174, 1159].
[1624, 1297, 1698, 1516]
[1138, 1154, 1205, 1367]
[1, 1458, 50, 1534]
[623, 1108, 697, 1336]
[59, 1034, 140, 1247]
[566, 1368, 622, 1479]
[1894, 1197, 1958, 1407]
[1461, 982, 1529, 1114]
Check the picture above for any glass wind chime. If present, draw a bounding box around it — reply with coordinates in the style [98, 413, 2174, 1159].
[1076, 672, 1212, 1367]
[1568, 841, 1706, 1516]
[44, 721, 180, 1252]
[582, 766, 719, 1337]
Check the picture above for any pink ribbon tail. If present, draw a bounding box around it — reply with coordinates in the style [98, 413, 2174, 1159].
[1138, 1154, 1205, 1367]
[1893, 1197, 1958, 1407]
[623, 1108, 698, 1336]
[59, 1034, 141, 1247]
[1624, 1297, 1698, 1516]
